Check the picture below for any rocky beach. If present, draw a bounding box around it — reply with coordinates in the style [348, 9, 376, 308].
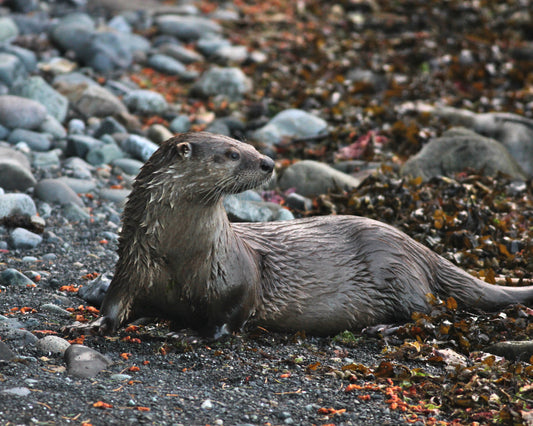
[0, 0, 532, 425]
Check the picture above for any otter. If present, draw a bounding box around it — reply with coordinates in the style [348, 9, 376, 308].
[85, 131, 533, 338]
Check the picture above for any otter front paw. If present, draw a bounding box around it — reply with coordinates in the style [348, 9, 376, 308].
[63, 316, 117, 336]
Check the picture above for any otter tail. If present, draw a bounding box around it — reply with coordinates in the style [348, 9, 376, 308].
[434, 255, 533, 310]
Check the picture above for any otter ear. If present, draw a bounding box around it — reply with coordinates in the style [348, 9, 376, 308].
[176, 142, 192, 159]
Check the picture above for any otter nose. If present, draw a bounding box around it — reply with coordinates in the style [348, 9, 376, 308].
[260, 157, 275, 174]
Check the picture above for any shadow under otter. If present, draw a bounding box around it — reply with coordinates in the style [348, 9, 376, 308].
[86, 132, 533, 339]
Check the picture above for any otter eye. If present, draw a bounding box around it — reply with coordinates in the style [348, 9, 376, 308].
[228, 151, 240, 161]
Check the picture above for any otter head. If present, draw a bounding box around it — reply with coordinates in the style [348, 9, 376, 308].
[139, 132, 275, 205]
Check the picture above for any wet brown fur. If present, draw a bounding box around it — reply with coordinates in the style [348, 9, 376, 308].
[91, 132, 533, 338]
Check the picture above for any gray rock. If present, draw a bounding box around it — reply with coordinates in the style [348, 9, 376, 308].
[401, 127, 527, 181]
[147, 54, 197, 79]
[0, 95, 47, 129]
[0, 17, 19, 42]
[64, 344, 112, 378]
[206, 119, 230, 136]
[484, 341, 533, 362]
[201, 399, 213, 410]
[0, 268, 34, 287]
[0, 193, 37, 218]
[40, 304, 72, 318]
[0, 53, 27, 87]
[86, 143, 125, 166]
[110, 373, 132, 381]
[155, 15, 222, 41]
[0, 157, 36, 191]
[12, 76, 69, 122]
[53, 72, 98, 88]
[213, 45, 248, 64]
[430, 107, 533, 176]
[0, 340, 15, 361]
[39, 115, 67, 139]
[191, 66, 252, 101]
[66, 135, 104, 158]
[8, 129, 52, 152]
[169, 115, 191, 133]
[36, 335, 71, 356]
[63, 202, 91, 222]
[1, 387, 31, 397]
[77, 31, 133, 72]
[0, 44, 37, 72]
[285, 193, 313, 212]
[78, 273, 111, 308]
[346, 68, 388, 92]
[68, 118, 86, 135]
[123, 89, 168, 115]
[34, 178, 84, 206]
[0, 123, 8, 139]
[121, 134, 158, 162]
[98, 188, 130, 204]
[56, 83, 128, 118]
[63, 157, 94, 180]
[112, 158, 143, 176]
[157, 43, 204, 64]
[32, 151, 61, 169]
[1, 327, 38, 346]
[93, 116, 126, 137]
[114, 31, 151, 55]
[8, 228, 42, 249]
[50, 14, 96, 51]
[251, 109, 328, 146]
[196, 36, 231, 57]
[56, 177, 96, 194]
[145, 123, 171, 143]
[224, 195, 294, 222]
[279, 160, 362, 197]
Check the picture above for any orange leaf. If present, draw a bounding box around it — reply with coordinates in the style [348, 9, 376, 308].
[93, 401, 113, 409]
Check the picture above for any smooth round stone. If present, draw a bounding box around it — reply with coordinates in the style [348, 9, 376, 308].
[251, 109, 328, 146]
[155, 15, 222, 41]
[63, 202, 91, 222]
[93, 116, 126, 137]
[56, 177, 96, 194]
[147, 54, 197, 79]
[77, 31, 133, 72]
[157, 43, 204, 64]
[0, 123, 8, 139]
[112, 158, 143, 176]
[98, 188, 130, 204]
[0, 268, 34, 287]
[86, 143, 125, 166]
[78, 273, 111, 307]
[11, 76, 68, 122]
[0, 341, 15, 361]
[213, 45, 248, 64]
[34, 178, 84, 206]
[66, 135, 104, 158]
[120, 134, 158, 162]
[64, 344, 112, 378]
[8, 228, 43, 249]
[21, 256, 37, 263]
[0, 95, 47, 129]
[147, 124, 173, 144]
[1, 387, 31, 397]
[0, 17, 19, 42]
[63, 157, 94, 180]
[42, 253, 57, 261]
[0, 53, 27, 87]
[169, 115, 191, 133]
[191, 66, 252, 101]
[57, 83, 128, 118]
[0, 193, 37, 218]
[196, 36, 231, 56]
[39, 115, 67, 139]
[279, 160, 362, 197]
[110, 374, 133, 381]
[68, 118, 85, 134]
[123, 89, 168, 115]
[0, 147, 35, 191]
[8, 128, 52, 152]
[32, 151, 61, 169]
[0, 44, 37, 72]
[36, 335, 71, 356]
[50, 14, 95, 52]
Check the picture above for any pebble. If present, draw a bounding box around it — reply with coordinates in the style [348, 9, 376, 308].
[8, 128, 52, 152]
[8, 228, 43, 249]
[0, 44, 37, 72]
[1, 388, 31, 397]
[63, 202, 91, 222]
[98, 188, 131, 204]
[147, 124, 174, 144]
[147, 54, 197, 80]
[56, 177, 96, 194]
[155, 15, 222, 41]
[121, 134, 158, 162]
[34, 179, 84, 206]
[66, 134, 104, 159]
[39, 115, 67, 139]
[86, 143, 125, 166]
[201, 399, 214, 410]
[0, 53, 27, 87]
[0, 95, 47, 129]
[57, 83, 129, 118]
[401, 127, 527, 181]
[157, 43, 204, 64]
[0, 16, 19, 42]
[169, 115, 191, 133]
[12, 76, 69, 122]
[64, 344, 112, 378]
[36, 335, 71, 356]
[63, 157, 95, 180]
[279, 160, 362, 197]
[110, 374, 133, 381]
[39, 304, 72, 318]
[0, 268, 35, 287]
[251, 109, 328, 146]
[0, 341, 15, 361]
[0, 147, 36, 190]
[123, 89, 168, 115]
[192, 66, 252, 100]
[0, 193, 37, 219]
[112, 158, 143, 176]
